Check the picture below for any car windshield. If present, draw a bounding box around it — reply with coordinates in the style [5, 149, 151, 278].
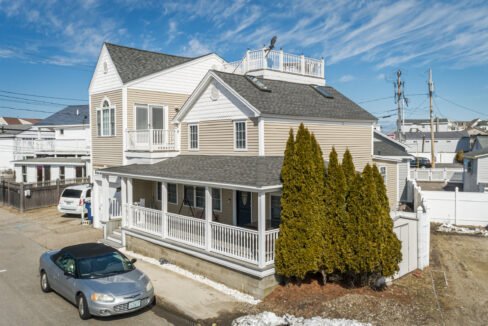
[62, 189, 82, 198]
[77, 252, 135, 279]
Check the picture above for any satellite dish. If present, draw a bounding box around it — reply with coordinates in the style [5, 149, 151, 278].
[265, 36, 277, 57]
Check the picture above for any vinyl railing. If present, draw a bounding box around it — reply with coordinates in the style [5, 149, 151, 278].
[126, 129, 178, 152]
[125, 205, 279, 266]
[223, 49, 324, 78]
[15, 139, 90, 154]
[109, 198, 122, 219]
[410, 168, 463, 183]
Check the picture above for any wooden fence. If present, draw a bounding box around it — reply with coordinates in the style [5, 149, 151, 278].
[0, 177, 90, 212]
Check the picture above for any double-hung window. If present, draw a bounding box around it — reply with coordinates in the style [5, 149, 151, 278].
[97, 100, 115, 136]
[195, 187, 205, 208]
[212, 188, 221, 211]
[270, 195, 282, 228]
[188, 124, 198, 150]
[184, 185, 194, 207]
[234, 121, 246, 150]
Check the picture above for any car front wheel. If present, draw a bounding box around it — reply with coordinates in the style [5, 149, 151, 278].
[40, 271, 52, 293]
[77, 293, 91, 320]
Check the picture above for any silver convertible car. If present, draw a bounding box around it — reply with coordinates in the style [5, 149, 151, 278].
[39, 243, 154, 320]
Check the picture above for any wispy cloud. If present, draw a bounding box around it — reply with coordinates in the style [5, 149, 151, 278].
[338, 74, 355, 83]
[181, 38, 211, 56]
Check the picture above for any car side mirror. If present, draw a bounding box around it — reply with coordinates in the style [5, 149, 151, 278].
[130, 258, 137, 264]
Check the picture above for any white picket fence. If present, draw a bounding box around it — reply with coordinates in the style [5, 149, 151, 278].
[410, 168, 463, 183]
[125, 204, 279, 266]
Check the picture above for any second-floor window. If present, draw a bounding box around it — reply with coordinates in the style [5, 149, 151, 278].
[97, 100, 115, 137]
[22, 166, 27, 183]
[234, 121, 246, 150]
[189, 124, 198, 150]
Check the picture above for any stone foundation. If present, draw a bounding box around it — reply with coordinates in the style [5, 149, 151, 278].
[126, 234, 278, 299]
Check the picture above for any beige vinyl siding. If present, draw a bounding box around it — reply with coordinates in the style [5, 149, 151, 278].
[264, 121, 373, 169]
[127, 88, 189, 130]
[180, 119, 258, 155]
[374, 159, 398, 210]
[91, 89, 123, 168]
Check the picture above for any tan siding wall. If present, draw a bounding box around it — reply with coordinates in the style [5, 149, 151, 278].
[373, 159, 398, 210]
[180, 119, 258, 155]
[91, 89, 123, 168]
[132, 179, 157, 207]
[127, 88, 189, 130]
[264, 121, 373, 169]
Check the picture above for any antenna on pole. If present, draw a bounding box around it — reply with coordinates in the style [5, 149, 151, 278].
[394, 70, 408, 141]
[428, 68, 436, 168]
[264, 36, 277, 58]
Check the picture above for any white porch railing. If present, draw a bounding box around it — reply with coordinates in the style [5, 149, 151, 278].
[14, 139, 90, 154]
[126, 129, 178, 152]
[125, 205, 279, 266]
[410, 168, 463, 183]
[223, 49, 324, 78]
[109, 198, 122, 219]
[166, 213, 206, 248]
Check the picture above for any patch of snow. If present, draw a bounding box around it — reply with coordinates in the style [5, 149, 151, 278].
[437, 223, 488, 237]
[232, 312, 371, 326]
[119, 248, 260, 305]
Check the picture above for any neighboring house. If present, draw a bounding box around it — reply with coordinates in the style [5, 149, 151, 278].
[402, 131, 470, 163]
[400, 118, 450, 133]
[0, 117, 41, 125]
[13, 105, 91, 183]
[472, 135, 488, 151]
[90, 42, 379, 298]
[463, 148, 488, 192]
[0, 124, 32, 171]
[373, 131, 413, 209]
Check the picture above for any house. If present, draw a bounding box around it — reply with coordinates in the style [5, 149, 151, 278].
[373, 131, 413, 209]
[402, 130, 470, 163]
[0, 124, 32, 172]
[13, 105, 90, 183]
[472, 135, 488, 151]
[463, 148, 488, 192]
[89, 42, 381, 298]
[0, 117, 41, 125]
[400, 118, 451, 133]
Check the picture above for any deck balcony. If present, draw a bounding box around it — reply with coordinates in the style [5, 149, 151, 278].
[126, 129, 179, 152]
[14, 138, 90, 155]
[223, 48, 325, 79]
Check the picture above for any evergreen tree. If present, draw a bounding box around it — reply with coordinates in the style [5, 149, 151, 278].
[342, 148, 356, 188]
[275, 124, 324, 280]
[322, 148, 348, 274]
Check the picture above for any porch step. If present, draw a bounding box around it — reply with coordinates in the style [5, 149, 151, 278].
[112, 228, 122, 236]
[99, 238, 124, 249]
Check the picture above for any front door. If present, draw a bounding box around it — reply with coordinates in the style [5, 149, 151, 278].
[236, 191, 251, 227]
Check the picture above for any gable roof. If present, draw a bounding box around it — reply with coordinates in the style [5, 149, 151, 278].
[475, 135, 488, 149]
[36, 105, 89, 126]
[465, 147, 488, 159]
[374, 132, 411, 157]
[205, 71, 376, 121]
[105, 43, 198, 84]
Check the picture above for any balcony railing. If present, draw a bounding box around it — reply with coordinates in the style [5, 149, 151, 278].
[126, 129, 178, 152]
[223, 49, 324, 78]
[410, 168, 463, 183]
[15, 139, 90, 154]
[125, 204, 279, 266]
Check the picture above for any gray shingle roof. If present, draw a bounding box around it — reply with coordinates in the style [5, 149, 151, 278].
[465, 147, 488, 159]
[13, 157, 86, 164]
[374, 133, 411, 157]
[36, 105, 89, 126]
[403, 131, 469, 140]
[101, 155, 284, 188]
[475, 136, 488, 149]
[212, 71, 377, 121]
[105, 43, 197, 84]
[404, 118, 448, 124]
[0, 124, 32, 138]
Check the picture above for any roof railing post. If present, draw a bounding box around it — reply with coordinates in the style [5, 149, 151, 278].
[279, 49, 284, 72]
[301, 55, 305, 75]
[262, 48, 267, 70]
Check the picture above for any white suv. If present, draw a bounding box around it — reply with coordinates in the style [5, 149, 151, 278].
[57, 185, 91, 215]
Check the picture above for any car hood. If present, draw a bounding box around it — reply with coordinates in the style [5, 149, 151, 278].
[79, 269, 149, 296]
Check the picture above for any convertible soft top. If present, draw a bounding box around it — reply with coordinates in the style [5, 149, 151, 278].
[60, 243, 117, 259]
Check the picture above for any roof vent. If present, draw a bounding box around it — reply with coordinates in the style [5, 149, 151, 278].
[245, 75, 271, 92]
[312, 85, 333, 98]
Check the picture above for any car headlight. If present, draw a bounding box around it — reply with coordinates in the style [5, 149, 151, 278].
[146, 281, 153, 292]
[91, 293, 115, 302]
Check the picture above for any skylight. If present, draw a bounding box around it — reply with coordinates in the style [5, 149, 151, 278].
[245, 75, 271, 92]
[313, 85, 333, 98]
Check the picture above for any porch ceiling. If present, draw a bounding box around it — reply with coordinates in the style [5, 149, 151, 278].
[100, 155, 283, 190]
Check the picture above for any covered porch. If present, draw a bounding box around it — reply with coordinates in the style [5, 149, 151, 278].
[100, 155, 283, 270]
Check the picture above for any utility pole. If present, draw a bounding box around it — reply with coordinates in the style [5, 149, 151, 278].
[395, 70, 407, 141]
[428, 68, 435, 168]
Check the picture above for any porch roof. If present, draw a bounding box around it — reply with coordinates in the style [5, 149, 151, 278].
[100, 155, 284, 189]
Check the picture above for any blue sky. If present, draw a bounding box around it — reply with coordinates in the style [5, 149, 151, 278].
[0, 0, 487, 131]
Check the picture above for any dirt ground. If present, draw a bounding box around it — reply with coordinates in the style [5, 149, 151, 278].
[245, 230, 488, 325]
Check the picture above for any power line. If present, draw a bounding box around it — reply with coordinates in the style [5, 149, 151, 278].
[435, 94, 487, 117]
[0, 106, 57, 114]
[0, 94, 76, 107]
[0, 89, 87, 102]
[357, 96, 394, 104]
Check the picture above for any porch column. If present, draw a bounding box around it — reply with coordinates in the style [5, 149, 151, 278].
[102, 175, 110, 223]
[127, 178, 133, 227]
[121, 177, 127, 227]
[258, 191, 266, 268]
[161, 181, 168, 238]
[205, 186, 212, 251]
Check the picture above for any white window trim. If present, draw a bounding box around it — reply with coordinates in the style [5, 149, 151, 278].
[96, 97, 116, 137]
[168, 183, 178, 205]
[133, 104, 169, 130]
[233, 120, 248, 151]
[211, 188, 222, 212]
[188, 123, 199, 151]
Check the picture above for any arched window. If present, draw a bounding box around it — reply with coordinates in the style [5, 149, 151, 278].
[96, 98, 115, 136]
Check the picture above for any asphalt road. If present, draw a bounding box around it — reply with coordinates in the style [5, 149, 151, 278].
[0, 210, 182, 326]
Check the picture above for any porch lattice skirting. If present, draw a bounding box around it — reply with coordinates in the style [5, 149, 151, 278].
[126, 204, 279, 266]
